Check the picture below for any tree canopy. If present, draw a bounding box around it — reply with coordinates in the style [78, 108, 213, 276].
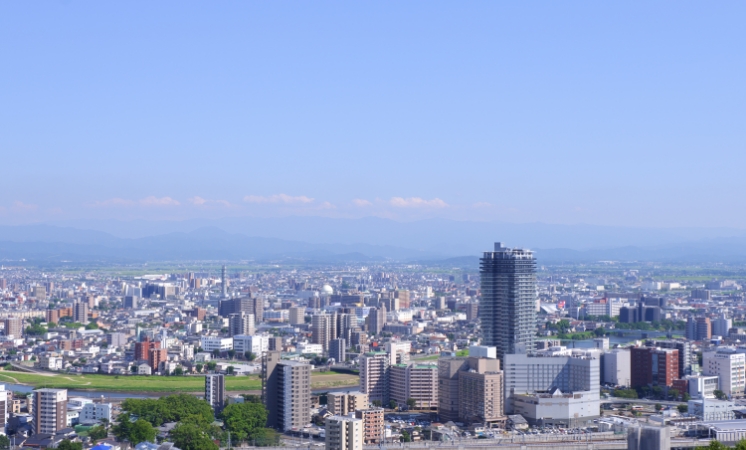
[220, 402, 268, 442]
[121, 394, 214, 426]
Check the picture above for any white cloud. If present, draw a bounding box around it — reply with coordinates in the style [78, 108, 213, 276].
[353, 199, 373, 207]
[390, 197, 448, 208]
[139, 196, 181, 207]
[318, 201, 336, 210]
[189, 196, 208, 205]
[12, 201, 39, 212]
[243, 194, 314, 204]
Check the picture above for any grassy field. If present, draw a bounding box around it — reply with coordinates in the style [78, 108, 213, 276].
[0, 370, 358, 393]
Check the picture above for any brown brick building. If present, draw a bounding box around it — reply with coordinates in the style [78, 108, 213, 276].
[631, 347, 679, 387]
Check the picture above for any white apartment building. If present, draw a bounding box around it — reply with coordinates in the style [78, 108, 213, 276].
[326, 415, 364, 450]
[232, 334, 269, 355]
[687, 375, 719, 399]
[703, 348, 746, 397]
[80, 402, 112, 423]
[200, 337, 233, 352]
[297, 342, 324, 355]
[386, 341, 412, 365]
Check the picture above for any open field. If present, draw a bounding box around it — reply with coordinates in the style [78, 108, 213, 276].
[0, 369, 358, 393]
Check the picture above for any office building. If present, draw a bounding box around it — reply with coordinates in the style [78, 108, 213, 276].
[0, 385, 6, 432]
[628, 426, 670, 450]
[200, 337, 233, 352]
[389, 363, 438, 409]
[687, 375, 719, 399]
[134, 337, 160, 362]
[646, 340, 692, 377]
[106, 332, 127, 348]
[33, 285, 46, 300]
[703, 348, 746, 397]
[355, 408, 384, 444]
[205, 374, 226, 413]
[713, 316, 734, 337]
[329, 338, 346, 364]
[73, 301, 88, 324]
[504, 351, 600, 427]
[80, 402, 112, 424]
[630, 347, 679, 388]
[602, 349, 631, 386]
[686, 317, 712, 340]
[233, 335, 269, 356]
[263, 351, 311, 431]
[480, 242, 536, 362]
[327, 391, 368, 415]
[3, 317, 22, 339]
[359, 352, 389, 405]
[289, 307, 305, 325]
[269, 336, 283, 352]
[365, 307, 386, 335]
[325, 415, 363, 450]
[228, 313, 255, 337]
[32, 389, 68, 435]
[124, 295, 138, 309]
[312, 314, 337, 351]
[219, 297, 263, 324]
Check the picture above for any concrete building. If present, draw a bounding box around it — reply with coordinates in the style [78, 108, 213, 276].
[329, 338, 346, 364]
[3, 317, 22, 339]
[32, 388, 68, 435]
[438, 349, 505, 425]
[713, 316, 734, 337]
[289, 307, 305, 326]
[703, 348, 746, 397]
[219, 297, 263, 323]
[646, 340, 692, 377]
[359, 352, 389, 405]
[602, 349, 631, 386]
[389, 363, 438, 409]
[630, 347, 679, 388]
[385, 341, 411, 366]
[354, 408, 384, 444]
[480, 242, 536, 363]
[148, 348, 167, 372]
[687, 375, 719, 399]
[228, 313, 255, 337]
[80, 402, 112, 424]
[263, 351, 311, 431]
[628, 426, 670, 450]
[106, 332, 127, 348]
[0, 385, 6, 433]
[686, 317, 712, 340]
[312, 314, 336, 351]
[688, 398, 736, 421]
[365, 307, 386, 335]
[325, 415, 363, 450]
[200, 337, 233, 352]
[504, 351, 600, 427]
[73, 301, 88, 324]
[327, 391, 368, 415]
[233, 334, 269, 356]
[205, 374, 225, 414]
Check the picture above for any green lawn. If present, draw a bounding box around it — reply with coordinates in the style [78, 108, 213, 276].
[0, 370, 358, 393]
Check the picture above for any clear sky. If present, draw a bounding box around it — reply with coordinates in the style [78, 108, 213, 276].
[1, 1, 744, 227]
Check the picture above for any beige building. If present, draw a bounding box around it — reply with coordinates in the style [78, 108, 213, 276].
[390, 363, 438, 409]
[3, 317, 22, 339]
[355, 408, 384, 444]
[32, 388, 68, 435]
[289, 307, 305, 326]
[438, 353, 504, 425]
[312, 314, 337, 351]
[325, 415, 363, 450]
[328, 391, 368, 415]
[359, 352, 389, 405]
[263, 351, 311, 431]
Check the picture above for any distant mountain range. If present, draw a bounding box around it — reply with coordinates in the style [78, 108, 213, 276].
[0, 217, 745, 264]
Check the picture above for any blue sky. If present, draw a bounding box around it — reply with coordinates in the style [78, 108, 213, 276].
[1, 1, 744, 227]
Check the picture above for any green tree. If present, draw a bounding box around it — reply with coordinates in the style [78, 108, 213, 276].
[245, 351, 256, 361]
[212, 349, 221, 358]
[388, 400, 397, 410]
[734, 438, 746, 450]
[0, 435, 9, 450]
[196, 363, 203, 373]
[170, 423, 219, 450]
[129, 419, 157, 444]
[406, 398, 417, 410]
[704, 440, 729, 450]
[401, 430, 412, 443]
[678, 404, 688, 413]
[227, 366, 235, 375]
[372, 400, 382, 407]
[173, 366, 184, 376]
[714, 390, 727, 400]
[57, 440, 83, 450]
[221, 402, 269, 442]
[227, 349, 236, 359]
[207, 361, 217, 371]
[88, 425, 108, 441]
[669, 389, 680, 400]
[654, 403, 662, 412]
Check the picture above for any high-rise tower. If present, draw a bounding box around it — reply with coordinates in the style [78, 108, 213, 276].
[221, 265, 227, 299]
[480, 242, 536, 363]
